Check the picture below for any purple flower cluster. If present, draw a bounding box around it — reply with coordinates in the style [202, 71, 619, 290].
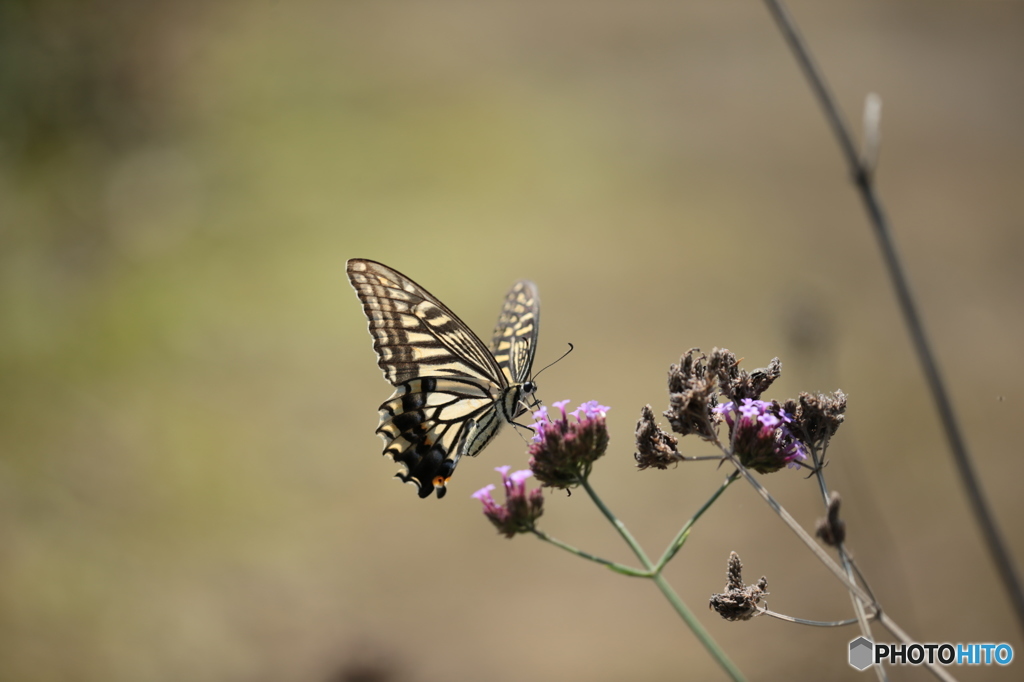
[529, 400, 610, 488]
[471, 466, 544, 538]
[714, 399, 807, 474]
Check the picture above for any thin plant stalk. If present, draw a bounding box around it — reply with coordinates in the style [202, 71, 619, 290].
[732, 457, 956, 682]
[760, 0, 1024, 631]
[877, 612, 960, 682]
[578, 475, 747, 682]
[808, 443, 885, 682]
[759, 610, 861, 627]
[656, 471, 739, 571]
[531, 529, 649, 577]
[726, 455, 874, 606]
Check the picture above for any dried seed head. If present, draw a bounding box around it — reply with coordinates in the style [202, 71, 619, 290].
[664, 349, 718, 440]
[709, 552, 769, 622]
[726, 550, 744, 590]
[783, 390, 847, 452]
[635, 405, 682, 470]
[710, 349, 781, 403]
[815, 491, 846, 547]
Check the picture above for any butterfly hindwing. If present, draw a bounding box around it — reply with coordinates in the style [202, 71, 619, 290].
[347, 259, 539, 499]
[375, 377, 505, 497]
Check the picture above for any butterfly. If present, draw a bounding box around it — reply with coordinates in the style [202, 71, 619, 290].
[346, 258, 540, 499]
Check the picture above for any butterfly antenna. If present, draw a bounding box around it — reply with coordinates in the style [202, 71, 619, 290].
[532, 342, 574, 381]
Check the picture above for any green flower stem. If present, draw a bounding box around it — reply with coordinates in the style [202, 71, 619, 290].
[578, 475, 652, 569]
[531, 529, 650, 577]
[579, 475, 747, 682]
[649, 572, 747, 682]
[655, 472, 739, 572]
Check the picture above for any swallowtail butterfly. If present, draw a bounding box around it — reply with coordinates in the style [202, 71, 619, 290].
[347, 259, 539, 498]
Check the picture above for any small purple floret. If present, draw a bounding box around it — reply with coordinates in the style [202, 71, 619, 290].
[509, 469, 533, 485]
[471, 465, 544, 538]
[717, 399, 808, 474]
[471, 484, 496, 501]
[571, 400, 610, 421]
[528, 399, 610, 489]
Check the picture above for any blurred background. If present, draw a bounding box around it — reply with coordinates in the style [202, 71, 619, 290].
[1, 1, 1022, 680]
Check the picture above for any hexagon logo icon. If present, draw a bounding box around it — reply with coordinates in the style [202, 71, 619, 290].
[849, 637, 874, 670]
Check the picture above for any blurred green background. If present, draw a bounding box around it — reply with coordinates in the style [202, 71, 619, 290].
[2, 1, 1022, 680]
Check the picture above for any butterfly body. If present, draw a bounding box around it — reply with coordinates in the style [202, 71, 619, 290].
[347, 259, 539, 498]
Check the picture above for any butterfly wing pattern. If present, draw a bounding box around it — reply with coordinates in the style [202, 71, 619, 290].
[490, 280, 540, 386]
[346, 259, 539, 498]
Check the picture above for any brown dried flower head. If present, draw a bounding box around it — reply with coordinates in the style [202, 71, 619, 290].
[664, 349, 719, 440]
[815, 491, 846, 547]
[709, 551, 768, 622]
[709, 349, 781, 403]
[782, 390, 847, 453]
[634, 405, 681, 470]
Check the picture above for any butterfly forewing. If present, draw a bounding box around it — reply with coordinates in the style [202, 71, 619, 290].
[347, 260, 505, 386]
[347, 259, 539, 499]
[490, 280, 540, 386]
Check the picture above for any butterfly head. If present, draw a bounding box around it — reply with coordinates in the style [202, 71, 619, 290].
[512, 380, 540, 419]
